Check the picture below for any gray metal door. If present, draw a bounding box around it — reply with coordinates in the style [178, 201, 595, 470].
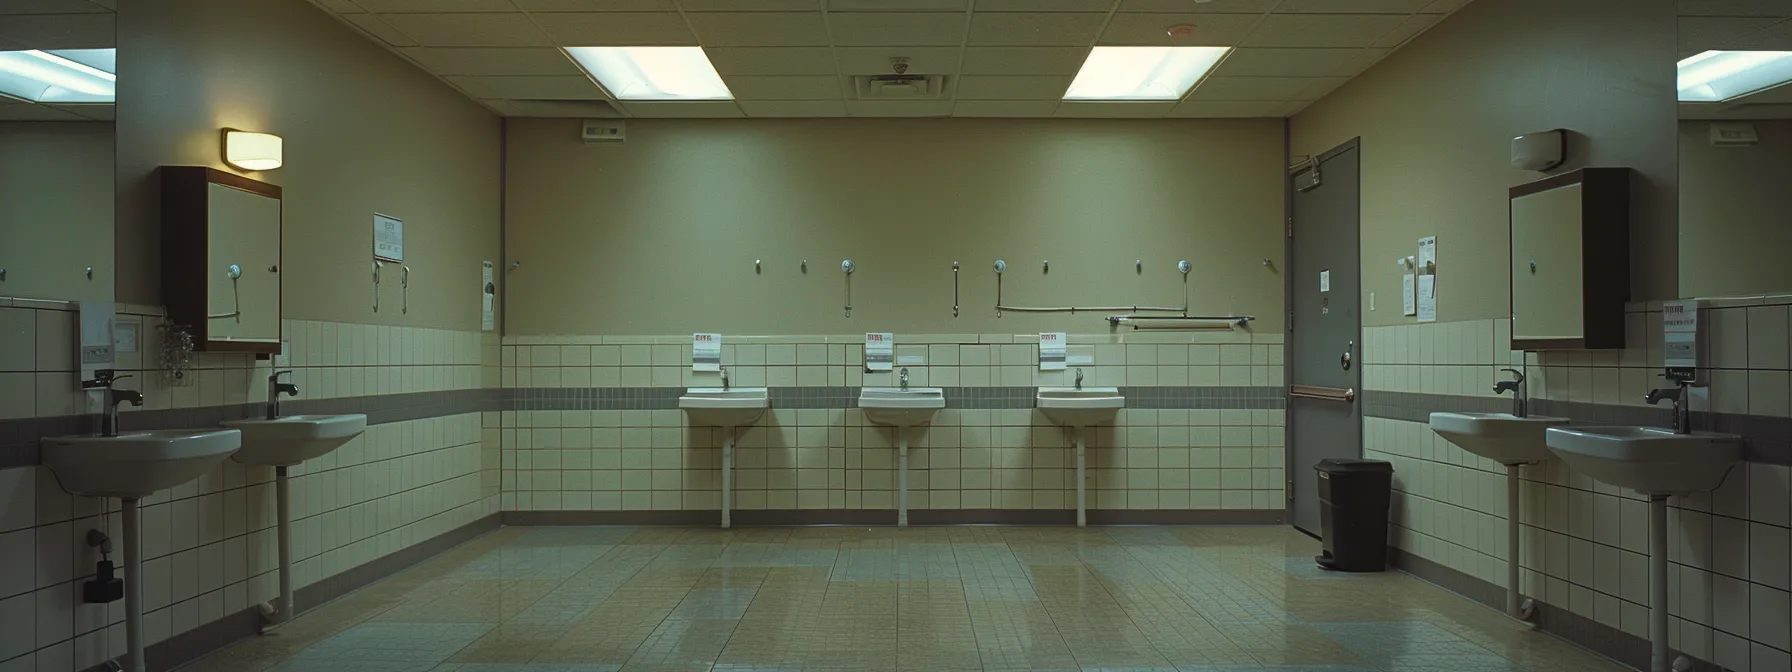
[1288, 140, 1363, 536]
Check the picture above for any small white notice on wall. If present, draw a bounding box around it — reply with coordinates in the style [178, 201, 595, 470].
[1039, 332, 1067, 370]
[1319, 270, 1331, 293]
[1416, 275, 1437, 322]
[373, 213, 404, 262]
[1417, 235, 1436, 272]
[1663, 300, 1702, 371]
[692, 333, 721, 372]
[865, 333, 893, 372]
[481, 261, 496, 332]
[1401, 273, 1417, 316]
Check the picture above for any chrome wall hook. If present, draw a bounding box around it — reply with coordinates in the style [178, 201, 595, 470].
[401, 266, 410, 315]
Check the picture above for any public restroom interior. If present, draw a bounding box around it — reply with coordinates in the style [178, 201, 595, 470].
[2, 0, 1790, 670]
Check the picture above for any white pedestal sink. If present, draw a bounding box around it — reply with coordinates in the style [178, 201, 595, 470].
[222, 414, 367, 628]
[41, 428, 242, 672]
[680, 388, 769, 528]
[1547, 425, 1744, 672]
[859, 387, 945, 527]
[1429, 412, 1568, 621]
[1037, 387, 1124, 527]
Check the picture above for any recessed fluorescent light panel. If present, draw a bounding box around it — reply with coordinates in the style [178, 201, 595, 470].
[0, 48, 116, 103]
[1064, 46, 1230, 101]
[1677, 50, 1792, 102]
[564, 46, 732, 101]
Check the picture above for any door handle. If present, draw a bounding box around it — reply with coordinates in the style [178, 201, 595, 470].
[1340, 339, 1354, 371]
[1290, 384, 1355, 402]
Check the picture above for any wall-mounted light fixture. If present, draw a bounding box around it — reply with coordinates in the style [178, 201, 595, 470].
[222, 129, 283, 171]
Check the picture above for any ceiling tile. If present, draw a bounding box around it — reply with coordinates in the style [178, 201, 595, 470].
[968, 12, 1107, 46]
[1185, 75, 1345, 100]
[379, 13, 551, 47]
[826, 0, 966, 10]
[960, 46, 1087, 75]
[1212, 47, 1387, 77]
[1419, 0, 1471, 13]
[1241, 13, 1407, 48]
[358, 0, 512, 12]
[0, 99, 88, 120]
[1099, 12, 1259, 45]
[535, 12, 695, 45]
[833, 46, 959, 74]
[446, 75, 609, 99]
[1737, 19, 1792, 49]
[480, 98, 624, 117]
[706, 46, 838, 75]
[951, 100, 1060, 116]
[56, 102, 113, 120]
[976, 0, 1112, 10]
[725, 75, 844, 99]
[1675, 0, 1792, 18]
[828, 12, 966, 46]
[1275, 0, 1432, 13]
[955, 75, 1071, 99]
[686, 11, 830, 46]
[0, 12, 113, 49]
[738, 100, 848, 116]
[682, 0, 817, 9]
[1120, 0, 1277, 12]
[1166, 99, 1297, 117]
[1054, 101, 1175, 117]
[516, 0, 675, 9]
[620, 100, 745, 116]
[344, 13, 418, 47]
[1371, 12, 1439, 48]
[399, 47, 582, 75]
[845, 100, 953, 116]
[1678, 16, 1785, 50]
[308, 0, 366, 12]
[0, 0, 111, 13]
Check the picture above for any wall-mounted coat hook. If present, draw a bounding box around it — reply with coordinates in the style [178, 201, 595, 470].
[952, 261, 960, 317]
[372, 261, 383, 312]
[755, 259, 761, 274]
[1178, 260, 1192, 275]
[842, 260, 854, 318]
[1042, 260, 1049, 274]
[509, 261, 521, 271]
[1135, 260, 1143, 274]
[401, 266, 411, 315]
[801, 259, 808, 273]
[0, 268, 7, 281]
[86, 266, 93, 279]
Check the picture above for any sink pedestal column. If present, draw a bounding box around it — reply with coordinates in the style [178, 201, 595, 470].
[721, 427, 735, 529]
[1506, 464, 1525, 619]
[276, 466, 294, 625]
[1074, 430, 1087, 528]
[897, 430, 909, 528]
[122, 497, 145, 672]
[1650, 494, 1669, 672]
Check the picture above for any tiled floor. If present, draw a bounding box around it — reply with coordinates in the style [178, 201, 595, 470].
[181, 526, 1630, 672]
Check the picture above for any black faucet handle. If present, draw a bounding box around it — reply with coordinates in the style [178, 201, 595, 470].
[82, 370, 132, 388]
[270, 369, 295, 382]
[1499, 367, 1525, 382]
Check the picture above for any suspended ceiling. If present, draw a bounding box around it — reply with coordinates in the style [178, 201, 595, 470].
[307, 0, 1474, 119]
[0, 0, 115, 121]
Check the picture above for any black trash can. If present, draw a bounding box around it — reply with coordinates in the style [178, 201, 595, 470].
[1314, 458, 1393, 572]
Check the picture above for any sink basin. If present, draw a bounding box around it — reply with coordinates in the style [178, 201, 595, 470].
[859, 387, 945, 426]
[1429, 412, 1570, 465]
[680, 387, 769, 427]
[41, 429, 243, 498]
[223, 414, 368, 466]
[1037, 387, 1124, 427]
[1545, 426, 1744, 495]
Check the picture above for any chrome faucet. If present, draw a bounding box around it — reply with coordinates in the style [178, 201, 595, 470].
[267, 370, 299, 420]
[82, 370, 143, 437]
[1492, 368, 1528, 417]
[1646, 378, 1695, 434]
[899, 367, 910, 391]
[1075, 368, 1085, 389]
[720, 366, 730, 390]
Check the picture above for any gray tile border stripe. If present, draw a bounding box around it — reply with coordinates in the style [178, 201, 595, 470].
[1361, 389, 1792, 467]
[501, 386, 1288, 412]
[503, 508, 1285, 527]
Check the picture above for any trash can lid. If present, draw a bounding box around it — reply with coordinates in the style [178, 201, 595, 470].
[1314, 458, 1393, 473]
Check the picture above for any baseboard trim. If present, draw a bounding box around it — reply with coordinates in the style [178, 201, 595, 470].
[90, 512, 503, 672]
[1388, 547, 1724, 672]
[504, 509, 1286, 527]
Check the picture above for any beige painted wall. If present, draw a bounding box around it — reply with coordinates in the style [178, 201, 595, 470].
[504, 118, 1286, 336]
[0, 121, 114, 302]
[1292, 0, 1678, 327]
[1678, 119, 1792, 298]
[115, 0, 501, 331]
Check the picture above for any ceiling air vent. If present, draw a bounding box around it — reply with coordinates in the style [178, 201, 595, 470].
[854, 74, 947, 100]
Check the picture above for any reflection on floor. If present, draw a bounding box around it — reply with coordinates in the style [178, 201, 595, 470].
[181, 526, 1629, 672]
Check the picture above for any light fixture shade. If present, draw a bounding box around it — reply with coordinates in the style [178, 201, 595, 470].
[1064, 46, 1231, 101]
[1678, 50, 1792, 102]
[0, 49, 116, 103]
[564, 46, 733, 101]
[224, 130, 283, 171]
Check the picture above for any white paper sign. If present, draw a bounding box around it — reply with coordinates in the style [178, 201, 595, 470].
[1416, 275, 1437, 323]
[692, 333, 721, 372]
[374, 213, 404, 262]
[481, 261, 496, 332]
[1401, 273, 1417, 316]
[1039, 332, 1067, 370]
[1417, 235, 1436, 272]
[865, 333, 893, 372]
[1319, 270, 1331, 293]
[1663, 300, 1702, 370]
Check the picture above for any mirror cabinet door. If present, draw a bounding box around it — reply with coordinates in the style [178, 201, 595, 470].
[162, 166, 283, 354]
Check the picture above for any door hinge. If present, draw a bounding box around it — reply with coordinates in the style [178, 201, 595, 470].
[1286, 217, 1293, 238]
[1287, 310, 1294, 331]
[1286, 482, 1295, 501]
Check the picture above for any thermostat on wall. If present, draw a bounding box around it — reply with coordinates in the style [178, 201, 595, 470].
[582, 119, 625, 144]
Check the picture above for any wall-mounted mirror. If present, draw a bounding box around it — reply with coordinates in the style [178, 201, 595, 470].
[161, 167, 282, 353]
[1676, 4, 1792, 299]
[0, 1, 116, 302]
